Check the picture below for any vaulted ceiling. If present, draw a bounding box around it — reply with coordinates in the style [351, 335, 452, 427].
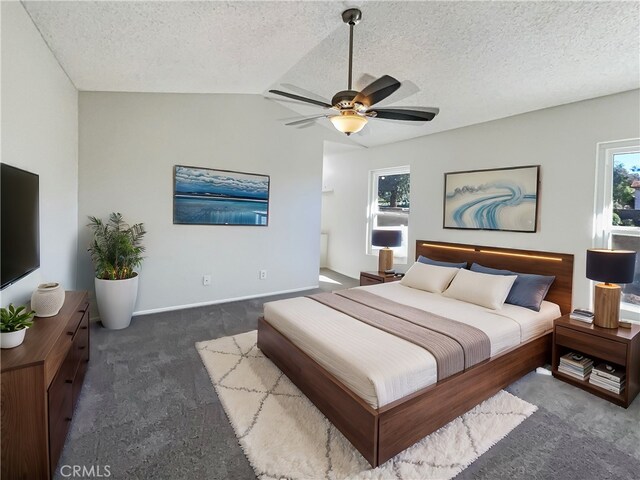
[23, 1, 639, 147]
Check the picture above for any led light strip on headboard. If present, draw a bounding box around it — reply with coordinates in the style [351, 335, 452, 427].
[421, 243, 564, 262]
[420, 243, 475, 253]
[477, 249, 563, 262]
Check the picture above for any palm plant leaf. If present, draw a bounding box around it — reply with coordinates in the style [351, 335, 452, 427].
[87, 212, 146, 280]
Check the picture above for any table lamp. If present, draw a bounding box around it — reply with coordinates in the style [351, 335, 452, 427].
[586, 249, 636, 329]
[372, 229, 402, 272]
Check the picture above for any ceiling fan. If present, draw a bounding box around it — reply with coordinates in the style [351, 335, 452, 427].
[269, 8, 439, 136]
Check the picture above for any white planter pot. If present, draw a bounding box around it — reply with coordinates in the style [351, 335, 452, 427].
[95, 275, 139, 330]
[31, 282, 65, 317]
[1, 328, 27, 349]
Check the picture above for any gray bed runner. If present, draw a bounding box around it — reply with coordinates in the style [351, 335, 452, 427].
[308, 290, 490, 381]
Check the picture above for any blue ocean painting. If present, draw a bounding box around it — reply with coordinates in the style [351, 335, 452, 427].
[173, 166, 269, 226]
[444, 166, 538, 232]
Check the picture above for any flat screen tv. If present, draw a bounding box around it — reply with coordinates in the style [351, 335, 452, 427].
[1, 163, 40, 289]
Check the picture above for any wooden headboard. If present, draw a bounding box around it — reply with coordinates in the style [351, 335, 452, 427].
[415, 240, 574, 314]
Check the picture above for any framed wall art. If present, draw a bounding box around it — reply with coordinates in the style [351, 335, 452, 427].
[173, 165, 270, 226]
[443, 165, 540, 232]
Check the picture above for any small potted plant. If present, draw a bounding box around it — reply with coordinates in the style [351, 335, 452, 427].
[1, 304, 35, 349]
[88, 212, 146, 330]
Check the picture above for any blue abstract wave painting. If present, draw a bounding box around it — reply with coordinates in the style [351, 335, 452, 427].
[443, 166, 539, 232]
[173, 165, 269, 226]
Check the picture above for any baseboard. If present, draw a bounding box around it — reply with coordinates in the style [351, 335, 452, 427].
[323, 266, 358, 281]
[131, 285, 319, 317]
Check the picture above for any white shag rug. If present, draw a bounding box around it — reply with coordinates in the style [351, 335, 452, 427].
[196, 331, 537, 480]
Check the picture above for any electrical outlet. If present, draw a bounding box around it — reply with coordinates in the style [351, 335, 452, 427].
[203, 275, 211, 286]
[259, 270, 267, 280]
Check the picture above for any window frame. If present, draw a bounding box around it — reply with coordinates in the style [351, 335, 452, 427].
[594, 138, 640, 320]
[366, 165, 410, 263]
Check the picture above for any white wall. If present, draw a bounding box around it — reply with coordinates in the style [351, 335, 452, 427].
[322, 90, 640, 309]
[1, 2, 78, 306]
[78, 92, 342, 314]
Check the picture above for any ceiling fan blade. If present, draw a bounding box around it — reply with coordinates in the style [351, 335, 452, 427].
[269, 90, 333, 108]
[353, 75, 401, 107]
[355, 73, 377, 91]
[285, 114, 330, 126]
[280, 84, 331, 105]
[370, 107, 440, 122]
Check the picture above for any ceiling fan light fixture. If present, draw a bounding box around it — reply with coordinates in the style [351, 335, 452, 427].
[330, 111, 368, 135]
[270, 8, 439, 135]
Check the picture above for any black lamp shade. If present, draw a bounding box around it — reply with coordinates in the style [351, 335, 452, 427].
[586, 249, 636, 284]
[372, 229, 402, 248]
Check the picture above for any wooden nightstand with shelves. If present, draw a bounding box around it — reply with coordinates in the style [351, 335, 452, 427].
[552, 315, 640, 408]
[359, 271, 403, 286]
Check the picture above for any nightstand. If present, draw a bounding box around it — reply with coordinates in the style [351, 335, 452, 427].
[359, 271, 402, 286]
[552, 315, 640, 408]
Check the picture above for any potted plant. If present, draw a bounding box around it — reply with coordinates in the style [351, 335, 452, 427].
[88, 212, 146, 330]
[1, 304, 35, 349]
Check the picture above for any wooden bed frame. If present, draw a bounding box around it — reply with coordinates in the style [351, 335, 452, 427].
[258, 241, 574, 467]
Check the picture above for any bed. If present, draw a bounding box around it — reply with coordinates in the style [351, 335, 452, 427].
[258, 241, 574, 467]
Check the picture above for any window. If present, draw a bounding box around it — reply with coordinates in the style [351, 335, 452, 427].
[367, 166, 410, 261]
[595, 140, 640, 317]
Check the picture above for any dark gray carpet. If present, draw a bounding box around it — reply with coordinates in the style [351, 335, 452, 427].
[55, 270, 357, 480]
[56, 270, 640, 480]
[456, 406, 640, 480]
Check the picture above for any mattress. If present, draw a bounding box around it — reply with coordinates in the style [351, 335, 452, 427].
[263, 282, 560, 409]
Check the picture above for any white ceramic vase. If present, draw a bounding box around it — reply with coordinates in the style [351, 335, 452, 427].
[1, 328, 27, 349]
[31, 282, 65, 317]
[95, 274, 139, 330]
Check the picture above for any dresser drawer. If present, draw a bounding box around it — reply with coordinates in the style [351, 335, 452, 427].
[48, 353, 74, 475]
[49, 346, 76, 410]
[66, 303, 88, 338]
[72, 361, 88, 410]
[73, 311, 90, 364]
[555, 326, 627, 365]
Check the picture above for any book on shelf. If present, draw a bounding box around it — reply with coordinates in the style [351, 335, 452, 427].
[559, 352, 593, 369]
[591, 363, 625, 384]
[572, 308, 594, 317]
[570, 309, 594, 323]
[559, 359, 594, 372]
[589, 373, 624, 389]
[558, 365, 591, 381]
[559, 358, 592, 370]
[558, 363, 592, 376]
[589, 375, 625, 394]
[557, 352, 594, 381]
[569, 313, 593, 323]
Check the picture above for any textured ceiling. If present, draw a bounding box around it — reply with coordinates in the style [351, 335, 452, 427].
[23, 1, 640, 147]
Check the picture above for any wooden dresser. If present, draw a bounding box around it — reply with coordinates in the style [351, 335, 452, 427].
[1, 291, 90, 479]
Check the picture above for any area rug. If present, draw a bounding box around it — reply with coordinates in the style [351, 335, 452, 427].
[196, 331, 537, 480]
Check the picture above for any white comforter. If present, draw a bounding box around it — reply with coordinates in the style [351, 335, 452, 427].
[263, 282, 560, 409]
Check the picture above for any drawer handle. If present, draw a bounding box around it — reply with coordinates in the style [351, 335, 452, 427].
[81, 326, 88, 330]
[65, 417, 72, 422]
[65, 379, 73, 384]
[66, 331, 74, 336]
[78, 346, 86, 350]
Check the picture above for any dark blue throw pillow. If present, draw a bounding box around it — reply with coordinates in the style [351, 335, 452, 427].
[417, 255, 467, 269]
[470, 263, 555, 312]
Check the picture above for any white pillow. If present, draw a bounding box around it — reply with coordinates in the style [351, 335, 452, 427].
[400, 262, 460, 293]
[443, 268, 517, 310]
